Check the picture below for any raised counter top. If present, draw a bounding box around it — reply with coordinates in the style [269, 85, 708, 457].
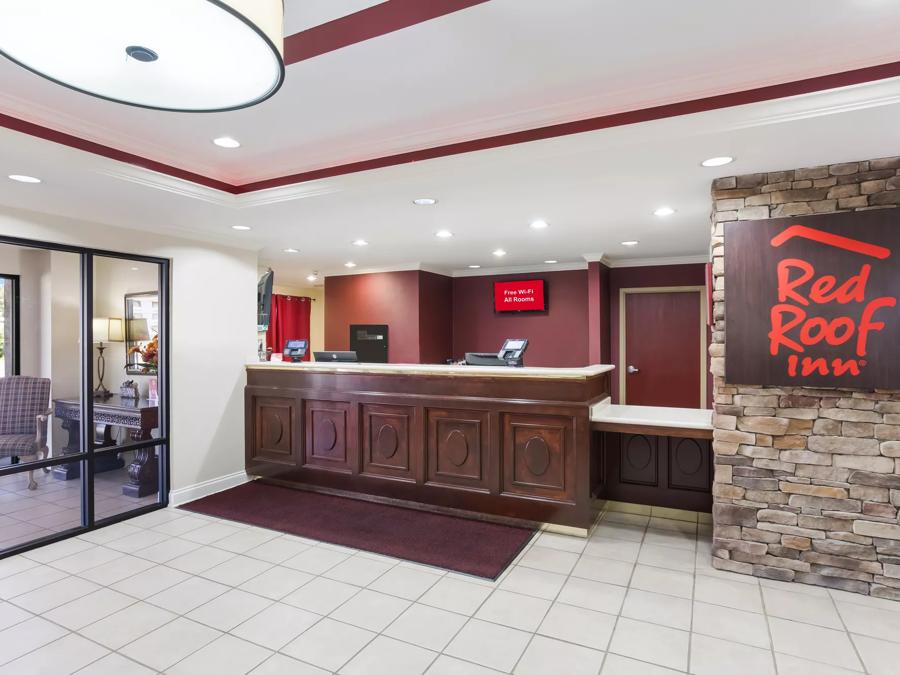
[591, 397, 713, 432]
[247, 361, 615, 380]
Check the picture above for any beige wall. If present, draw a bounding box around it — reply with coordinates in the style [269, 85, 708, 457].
[0, 206, 259, 494]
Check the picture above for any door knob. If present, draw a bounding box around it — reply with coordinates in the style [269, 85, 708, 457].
[627, 365, 639, 374]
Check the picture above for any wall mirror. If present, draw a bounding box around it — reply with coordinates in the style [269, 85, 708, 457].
[125, 291, 159, 374]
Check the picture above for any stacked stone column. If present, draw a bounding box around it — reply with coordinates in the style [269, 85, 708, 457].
[709, 156, 900, 598]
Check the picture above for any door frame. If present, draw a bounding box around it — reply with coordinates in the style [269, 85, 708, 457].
[619, 286, 707, 407]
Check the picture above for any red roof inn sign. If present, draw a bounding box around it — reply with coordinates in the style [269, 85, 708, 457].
[725, 211, 898, 389]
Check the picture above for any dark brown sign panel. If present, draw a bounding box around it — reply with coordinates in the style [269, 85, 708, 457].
[725, 210, 899, 389]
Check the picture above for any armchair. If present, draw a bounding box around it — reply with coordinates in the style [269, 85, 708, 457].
[0, 376, 52, 490]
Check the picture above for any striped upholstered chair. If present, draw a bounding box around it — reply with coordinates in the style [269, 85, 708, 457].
[0, 376, 52, 490]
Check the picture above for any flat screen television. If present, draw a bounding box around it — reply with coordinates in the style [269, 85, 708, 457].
[493, 279, 546, 312]
[257, 269, 273, 331]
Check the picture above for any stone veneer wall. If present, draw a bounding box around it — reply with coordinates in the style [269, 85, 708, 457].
[709, 155, 900, 598]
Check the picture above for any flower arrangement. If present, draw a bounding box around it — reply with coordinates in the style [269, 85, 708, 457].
[128, 334, 159, 374]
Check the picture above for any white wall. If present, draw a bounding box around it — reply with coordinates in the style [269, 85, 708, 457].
[0, 205, 258, 494]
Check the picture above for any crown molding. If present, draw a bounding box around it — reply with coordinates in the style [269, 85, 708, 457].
[451, 262, 588, 278]
[604, 254, 709, 268]
[581, 252, 610, 265]
[324, 262, 452, 278]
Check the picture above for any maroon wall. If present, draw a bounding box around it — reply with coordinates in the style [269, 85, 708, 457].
[587, 262, 611, 364]
[609, 263, 711, 405]
[418, 271, 453, 364]
[451, 270, 590, 367]
[324, 271, 423, 363]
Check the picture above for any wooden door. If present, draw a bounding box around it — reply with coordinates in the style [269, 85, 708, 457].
[622, 289, 704, 408]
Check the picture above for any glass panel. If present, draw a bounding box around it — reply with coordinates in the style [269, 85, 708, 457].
[91, 257, 162, 512]
[0, 244, 83, 476]
[0, 461, 84, 553]
[0, 273, 18, 376]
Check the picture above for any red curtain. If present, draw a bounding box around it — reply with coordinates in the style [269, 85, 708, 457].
[266, 295, 312, 360]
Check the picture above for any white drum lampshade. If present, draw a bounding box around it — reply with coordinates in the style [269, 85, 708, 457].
[0, 0, 284, 112]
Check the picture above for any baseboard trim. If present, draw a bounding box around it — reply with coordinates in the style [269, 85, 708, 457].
[169, 470, 251, 507]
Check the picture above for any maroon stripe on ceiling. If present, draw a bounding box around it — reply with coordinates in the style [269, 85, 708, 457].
[0, 111, 239, 193]
[234, 60, 900, 192]
[2, 61, 900, 195]
[283, 0, 491, 65]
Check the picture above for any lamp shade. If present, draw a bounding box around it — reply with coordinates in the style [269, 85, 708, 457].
[93, 318, 124, 343]
[0, 0, 285, 112]
[127, 318, 151, 342]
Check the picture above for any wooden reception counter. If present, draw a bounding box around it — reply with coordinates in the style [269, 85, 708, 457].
[245, 362, 613, 529]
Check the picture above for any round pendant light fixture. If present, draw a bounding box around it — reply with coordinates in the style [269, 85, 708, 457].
[0, 0, 285, 112]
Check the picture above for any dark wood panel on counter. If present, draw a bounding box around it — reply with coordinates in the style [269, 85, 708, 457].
[246, 368, 609, 529]
[597, 430, 712, 512]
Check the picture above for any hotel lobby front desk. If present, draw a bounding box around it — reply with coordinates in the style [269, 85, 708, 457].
[245, 362, 613, 530]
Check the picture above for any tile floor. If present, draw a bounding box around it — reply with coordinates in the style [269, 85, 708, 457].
[0, 506, 899, 673]
[0, 454, 159, 550]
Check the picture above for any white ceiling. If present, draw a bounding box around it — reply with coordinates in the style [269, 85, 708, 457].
[0, 0, 899, 185]
[1, 77, 899, 289]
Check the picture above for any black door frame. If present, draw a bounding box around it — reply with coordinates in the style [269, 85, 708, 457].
[0, 235, 171, 559]
[0, 272, 20, 376]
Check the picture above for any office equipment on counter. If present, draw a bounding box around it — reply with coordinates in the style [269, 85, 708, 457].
[314, 350, 358, 363]
[283, 339, 308, 362]
[465, 338, 529, 367]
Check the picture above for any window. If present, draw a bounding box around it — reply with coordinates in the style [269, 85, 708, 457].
[0, 273, 18, 376]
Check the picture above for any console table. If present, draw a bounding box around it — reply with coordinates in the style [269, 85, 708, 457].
[52, 395, 159, 498]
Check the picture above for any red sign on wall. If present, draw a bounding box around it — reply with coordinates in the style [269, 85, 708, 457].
[725, 210, 898, 389]
[494, 279, 546, 312]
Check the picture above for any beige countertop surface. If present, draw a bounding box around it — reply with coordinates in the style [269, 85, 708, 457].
[247, 361, 615, 380]
[590, 397, 713, 430]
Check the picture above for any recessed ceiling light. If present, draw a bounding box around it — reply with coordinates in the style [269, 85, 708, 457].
[413, 198, 437, 206]
[306, 273, 318, 282]
[8, 174, 41, 183]
[530, 219, 549, 230]
[231, 225, 251, 231]
[492, 248, 507, 257]
[653, 206, 676, 217]
[468, 265, 481, 269]
[213, 136, 241, 149]
[701, 156, 734, 167]
[130, 267, 139, 271]
[0, 2, 285, 112]
[435, 230, 453, 239]
[352, 239, 368, 247]
[621, 240, 639, 246]
[283, 248, 299, 253]
[344, 261, 357, 268]
[544, 260, 558, 264]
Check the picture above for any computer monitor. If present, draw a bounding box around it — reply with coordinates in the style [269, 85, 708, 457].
[283, 339, 308, 362]
[314, 351, 358, 363]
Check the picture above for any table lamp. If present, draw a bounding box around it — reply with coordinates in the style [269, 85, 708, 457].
[93, 317, 123, 399]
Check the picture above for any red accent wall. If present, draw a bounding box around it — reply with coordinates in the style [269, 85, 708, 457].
[418, 271, 453, 364]
[324, 271, 423, 363]
[587, 262, 611, 364]
[451, 270, 590, 367]
[609, 264, 711, 405]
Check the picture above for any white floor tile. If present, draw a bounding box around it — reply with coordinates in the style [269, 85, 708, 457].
[11, 575, 100, 613]
[166, 545, 236, 574]
[239, 565, 314, 600]
[369, 565, 441, 600]
[515, 634, 605, 675]
[168, 634, 273, 675]
[187, 588, 272, 631]
[475, 589, 551, 631]
[768, 616, 862, 671]
[150, 514, 209, 536]
[0, 616, 68, 666]
[49, 545, 124, 574]
[837, 600, 900, 643]
[243, 536, 312, 564]
[517, 546, 579, 575]
[145, 575, 230, 614]
[282, 546, 350, 574]
[80, 554, 157, 587]
[694, 574, 763, 613]
[340, 635, 436, 675]
[571, 555, 635, 586]
[0, 632, 107, 674]
[692, 601, 770, 648]
[79, 601, 176, 651]
[214, 528, 280, 554]
[0, 556, 38, 581]
[690, 632, 775, 675]
[583, 538, 642, 563]
[558, 576, 627, 615]
[601, 653, 682, 674]
[133, 536, 201, 563]
[592, 523, 646, 543]
[638, 543, 696, 572]
[75, 652, 156, 675]
[538, 602, 617, 650]
[330, 588, 411, 631]
[384, 603, 468, 651]
[852, 634, 900, 675]
[609, 617, 689, 671]
[621, 588, 691, 630]
[445, 618, 531, 672]
[763, 586, 843, 629]
[180, 521, 243, 545]
[498, 566, 567, 600]
[232, 602, 320, 650]
[324, 555, 395, 586]
[44, 588, 135, 630]
[21, 537, 95, 564]
[202, 554, 274, 586]
[629, 565, 693, 599]
[120, 616, 221, 671]
[419, 577, 492, 615]
[281, 617, 375, 672]
[643, 529, 697, 551]
[774, 652, 863, 675]
[250, 653, 330, 675]
[426, 655, 503, 674]
[282, 576, 360, 615]
[0, 565, 68, 600]
[533, 532, 587, 554]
